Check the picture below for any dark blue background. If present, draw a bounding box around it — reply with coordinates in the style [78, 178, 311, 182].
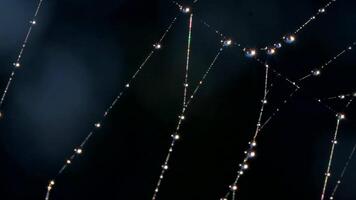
[0, 0, 356, 199]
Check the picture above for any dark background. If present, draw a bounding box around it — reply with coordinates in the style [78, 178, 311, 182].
[0, 0, 356, 199]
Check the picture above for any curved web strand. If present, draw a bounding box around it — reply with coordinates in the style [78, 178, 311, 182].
[43, 14, 179, 200]
[151, 13, 224, 200]
[220, 62, 270, 200]
[151, 46, 225, 200]
[198, 18, 303, 93]
[195, 0, 338, 55]
[151, 13, 193, 200]
[0, 0, 45, 117]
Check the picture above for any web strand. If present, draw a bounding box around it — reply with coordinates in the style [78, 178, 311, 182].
[196, 16, 355, 200]
[151, 46, 224, 200]
[43, 14, 179, 200]
[183, 14, 194, 110]
[220, 61, 270, 200]
[195, 0, 338, 54]
[2, 1, 354, 199]
[320, 119, 341, 200]
[325, 92, 356, 200]
[0, 0, 45, 116]
[259, 43, 355, 133]
[329, 143, 356, 200]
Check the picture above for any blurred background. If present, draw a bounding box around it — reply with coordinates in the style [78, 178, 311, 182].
[0, 0, 355, 199]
